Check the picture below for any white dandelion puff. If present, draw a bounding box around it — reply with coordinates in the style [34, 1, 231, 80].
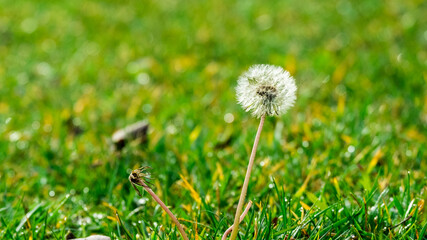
[236, 64, 297, 118]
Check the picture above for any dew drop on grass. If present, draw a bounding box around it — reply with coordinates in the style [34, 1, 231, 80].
[93, 213, 103, 219]
[138, 198, 147, 205]
[362, 127, 369, 135]
[83, 187, 89, 194]
[35, 62, 53, 78]
[9, 131, 21, 142]
[302, 141, 309, 148]
[166, 124, 177, 135]
[40, 177, 47, 185]
[224, 113, 234, 123]
[49, 191, 55, 197]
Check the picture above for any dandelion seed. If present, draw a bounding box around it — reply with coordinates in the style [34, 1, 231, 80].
[236, 64, 297, 118]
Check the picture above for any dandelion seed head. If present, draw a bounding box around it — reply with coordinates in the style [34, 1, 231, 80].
[129, 166, 154, 196]
[236, 64, 297, 118]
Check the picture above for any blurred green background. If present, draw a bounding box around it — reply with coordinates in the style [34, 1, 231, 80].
[1, 0, 426, 239]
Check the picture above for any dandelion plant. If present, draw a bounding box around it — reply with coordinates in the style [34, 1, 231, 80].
[228, 64, 297, 240]
[129, 167, 189, 240]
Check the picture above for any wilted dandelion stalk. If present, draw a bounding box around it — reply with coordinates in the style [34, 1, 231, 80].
[228, 64, 297, 240]
[129, 167, 189, 240]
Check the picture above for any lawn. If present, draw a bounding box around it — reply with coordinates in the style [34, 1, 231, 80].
[0, 0, 426, 239]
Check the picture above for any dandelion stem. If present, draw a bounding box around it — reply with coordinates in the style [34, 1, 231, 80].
[229, 114, 265, 240]
[141, 183, 189, 240]
[221, 201, 253, 240]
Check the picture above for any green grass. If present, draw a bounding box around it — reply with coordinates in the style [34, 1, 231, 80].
[1, 0, 426, 239]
